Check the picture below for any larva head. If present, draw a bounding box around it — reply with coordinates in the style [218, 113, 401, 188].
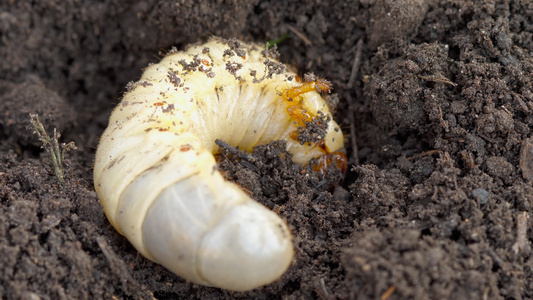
[281, 90, 345, 165]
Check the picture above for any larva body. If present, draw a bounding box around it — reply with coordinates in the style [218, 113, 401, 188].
[94, 38, 344, 291]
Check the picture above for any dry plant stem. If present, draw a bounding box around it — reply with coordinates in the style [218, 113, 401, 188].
[512, 211, 529, 255]
[380, 286, 397, 300]
[29, 113, 77, 188]
[346, 94, 360, 165]
[349, 110, 359, 165]
[286, 25, 312, 46]
[347, 39, 363, 89]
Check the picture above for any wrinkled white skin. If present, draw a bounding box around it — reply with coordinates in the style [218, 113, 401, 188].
[94, 38, 344, 291]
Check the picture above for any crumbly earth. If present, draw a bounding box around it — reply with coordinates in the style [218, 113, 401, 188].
[0, 0, 532, 299]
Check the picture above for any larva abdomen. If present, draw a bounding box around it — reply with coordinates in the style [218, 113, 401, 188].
[94, 37, 344, 291]
[142, 173, 293, 290]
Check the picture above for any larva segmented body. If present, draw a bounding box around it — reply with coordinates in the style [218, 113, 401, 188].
[94, 38, 344, 291]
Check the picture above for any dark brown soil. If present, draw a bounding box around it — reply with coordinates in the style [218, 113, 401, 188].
[1, 0, 532, 299]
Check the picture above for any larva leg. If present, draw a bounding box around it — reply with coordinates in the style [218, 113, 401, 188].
[312, 151, 348, 176]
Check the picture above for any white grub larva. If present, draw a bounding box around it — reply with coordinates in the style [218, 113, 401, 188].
[93, 37, 344, 291]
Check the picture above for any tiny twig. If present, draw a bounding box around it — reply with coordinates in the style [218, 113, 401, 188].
[349, 111, 360, 165]
[381, 286, 396, 300]
[29, 114, 77, 188]
[215, 139, 255, 162]
[215, 139, 241, 156]
[418, 75, 458, 86]
[347, 38, 364, 89]
[315, 278, 333, 300]
[286, 25, 312, 46]
[512, 211, 529, 255]
[407, 150, 439, 160]
[215, 139, 260, 173]
[346, 94, 360, 165]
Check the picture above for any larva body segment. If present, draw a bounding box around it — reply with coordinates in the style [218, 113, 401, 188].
[94, 38, 344, 291]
